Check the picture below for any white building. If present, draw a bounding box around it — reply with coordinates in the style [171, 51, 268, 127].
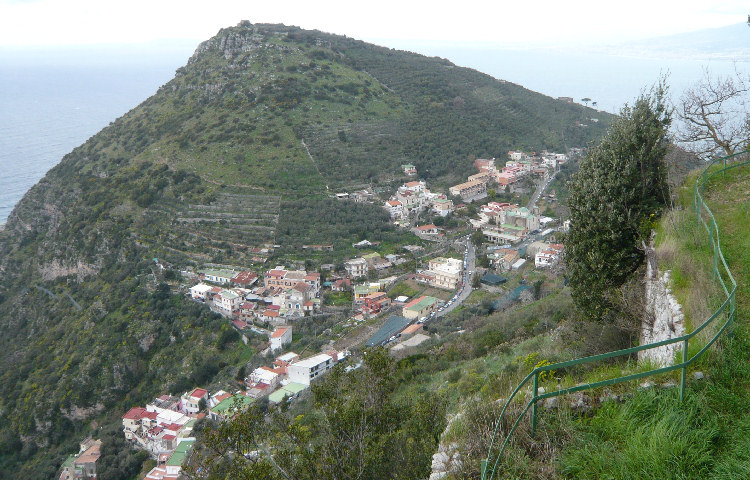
[189, 283, 214, 301]
[249, 366, 281, 388]
[214, 289, 241, 314]
[270, 326, 292, 352]
[288, 353, 334, 386]
[345, 258, 368, 278]
[535, 251, 558, 268]
[426, 257, 463, 290]
[180, 388, 208, 415]
[202, 269, 237, 284]
[384, 200, 404, 218]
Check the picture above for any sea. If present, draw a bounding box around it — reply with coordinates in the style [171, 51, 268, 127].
[1, 28, 748, 225]
[0, 42, 196, 224]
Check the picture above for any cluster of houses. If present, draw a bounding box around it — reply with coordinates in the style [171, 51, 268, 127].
[119, 346, 348, 479]
[384, 180, 454, 222]
[473, 202, 543, 244]
[364, 295, 441, 348]
[121, 390, 205, 480]
[351, 276, 400, 315]
[244, 348, 348, 398]
[189, 266, 321, 323]
[531, 242, 565, 268]
[449, 151, 567, 201]
[486, 241, 565, 272]
[344, 251, 410, 279]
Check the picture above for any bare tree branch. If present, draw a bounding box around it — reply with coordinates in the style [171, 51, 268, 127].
[677, 67, 750, 160]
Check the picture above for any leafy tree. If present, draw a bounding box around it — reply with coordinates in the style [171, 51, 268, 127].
[97, 424, 149, 480]
[471, 230, 484, 247]
[566, 83, 671, 321]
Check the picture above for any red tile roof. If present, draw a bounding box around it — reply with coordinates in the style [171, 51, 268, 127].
[401, 324, 423, 335]
[271, 327, 289, 338]
[231, 271, 258, 284]
[404, 295, 427, 308]
[293, 283, 312, 293]
[123, 407, 148, 420]
[190, 388, 208, 399]
[214, 392, 232, 403]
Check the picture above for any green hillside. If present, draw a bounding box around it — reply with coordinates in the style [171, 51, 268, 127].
[0, 22, 612, 477]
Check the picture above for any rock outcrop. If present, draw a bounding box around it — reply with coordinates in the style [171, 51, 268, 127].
[640, 251, 685, 366]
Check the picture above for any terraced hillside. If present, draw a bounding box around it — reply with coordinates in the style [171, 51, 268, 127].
[143, 192, 281, 264]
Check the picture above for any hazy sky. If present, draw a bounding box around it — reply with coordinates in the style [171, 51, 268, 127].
[0, 0, 747, 49]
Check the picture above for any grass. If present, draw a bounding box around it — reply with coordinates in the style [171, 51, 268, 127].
[559, 388, 719, 479]
[550, 161, 750, 479]
[324, 291, 352, 306]
[425, 161, 750, 480]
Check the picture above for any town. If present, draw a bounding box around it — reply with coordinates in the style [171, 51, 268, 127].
[58, 149, 571, 480]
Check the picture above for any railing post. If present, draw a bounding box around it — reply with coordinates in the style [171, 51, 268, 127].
[710, 219, 718, 277]
[680, 338, 688, 402]
[531, 372, 539, 437]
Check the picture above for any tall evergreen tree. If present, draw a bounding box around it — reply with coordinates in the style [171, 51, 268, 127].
[566, 83, 671, 321]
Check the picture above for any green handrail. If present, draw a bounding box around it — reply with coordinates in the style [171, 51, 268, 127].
[481, 151, 748, 480]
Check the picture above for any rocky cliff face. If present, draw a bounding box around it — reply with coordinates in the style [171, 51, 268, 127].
[640, 256, 686, 366]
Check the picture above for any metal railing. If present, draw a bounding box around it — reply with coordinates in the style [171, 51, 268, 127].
[481, 151, 748, 480]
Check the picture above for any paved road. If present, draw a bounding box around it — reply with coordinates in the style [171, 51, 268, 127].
[433, 237, 476, 319]
[527, 169, 558, 211]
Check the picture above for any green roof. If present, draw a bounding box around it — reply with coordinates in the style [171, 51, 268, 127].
[405, 295, 440, 311]
[268, 383, 308, 404]
[268, 390, 288, 404]
[362, 252, 381, 260]
[212, 394, 254, 415]
[282, 382, 307, 395]
[166, 439, 195, 467]
[481, 274, 507, 286]
[61, 454, 76, 470]
[354, 285, 369, 294]
[200, 268, 237, 279]
[500, 223, 526, 231]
